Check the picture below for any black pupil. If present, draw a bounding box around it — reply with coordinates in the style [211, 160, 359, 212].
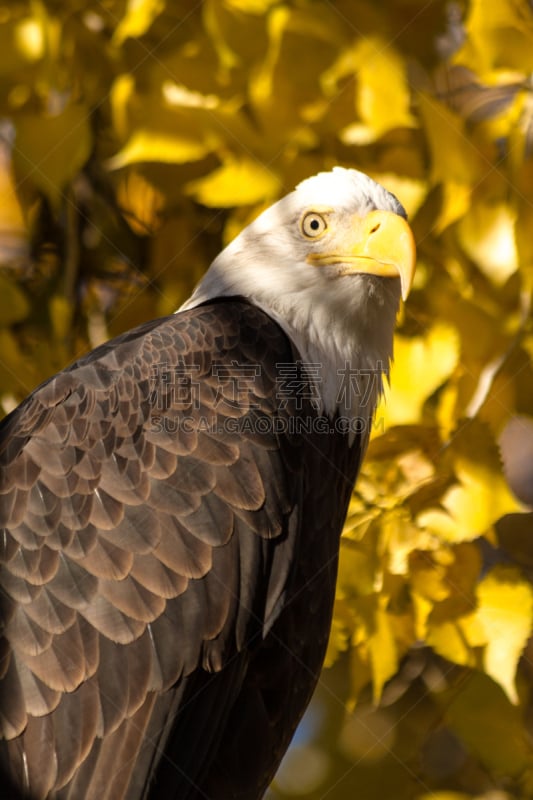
[310, 218, 320, 230]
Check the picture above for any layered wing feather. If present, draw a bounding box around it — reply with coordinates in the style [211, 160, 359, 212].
[0, 301, 310, 799]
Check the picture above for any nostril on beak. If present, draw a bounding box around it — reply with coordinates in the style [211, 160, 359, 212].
[369, 223, 380, 234]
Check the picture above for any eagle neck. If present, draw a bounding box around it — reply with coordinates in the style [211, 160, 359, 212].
[251, 298, 393, 444]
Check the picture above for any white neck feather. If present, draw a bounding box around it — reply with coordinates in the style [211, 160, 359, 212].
[181, 245, 400, 435]
[179, 168, 404, 441]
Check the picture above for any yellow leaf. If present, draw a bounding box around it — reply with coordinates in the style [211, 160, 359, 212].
[107, 129, 216, 169]
[458, 200, 518, 285]
[0, 6, 54, 77]
[381, 508, 439, 576]
[368, 603, 398, 703]
[356, 596, 398, 703]
[0, 145, 28, 257]
[418, 421, 521, 543]
[15, 17, 45, 62]
[476, 567, 533, 703]
[338, 536, 381, 597]
[436, 382, 459, 440]
[326, 36, 415, 142]
[323, 613, 350, 669]
[441, 543, 482, 614]
[250, 6, 290, 105]
[117, 171, 165, 235]
[379, 323, 459, 426]
[110, 74, 135, 141]
[113, 0, 165, 46]
[515, 199, 533, 287]
[417, 509, 460, 542]
[435, 180, 471, 233]
[427, 612, 485, 668]
[458, 0, 533, 73]
[411, 543, 479, 644]
[162, 81, 221, 110]
[418, 93, 482, 186]
[411, 592, 433, 639]
[186, 158, 280, 207]
[225, 0, 279, 12]
[249, 5, 340, 144]
[372, 173, 428, 220]
[410, 553, 450, 603]
[0, 15, 43, 76]
[13, 104, 92, 207]
[355, 37, 416, 139]
[203, 0, 240, 70]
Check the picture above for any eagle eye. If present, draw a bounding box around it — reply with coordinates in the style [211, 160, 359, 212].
[301, 212, 327, 238]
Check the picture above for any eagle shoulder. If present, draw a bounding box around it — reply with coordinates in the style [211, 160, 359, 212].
[0, 299, 339, 798]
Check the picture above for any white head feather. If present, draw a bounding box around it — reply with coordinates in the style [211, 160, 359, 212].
[181, 167, 409, 434]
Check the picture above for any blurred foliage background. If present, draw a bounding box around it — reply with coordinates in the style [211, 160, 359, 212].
[1, 0, 533, 798]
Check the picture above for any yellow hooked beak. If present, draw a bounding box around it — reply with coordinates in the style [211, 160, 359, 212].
[307, 209, 416, 301]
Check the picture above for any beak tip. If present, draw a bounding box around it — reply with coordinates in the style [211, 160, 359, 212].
[401, 271, 414, 301]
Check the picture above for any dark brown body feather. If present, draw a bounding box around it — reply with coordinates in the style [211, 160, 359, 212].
[0, 300, 362, 799]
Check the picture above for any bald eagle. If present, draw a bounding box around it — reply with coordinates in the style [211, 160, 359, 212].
[0, 168, 415, 799]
